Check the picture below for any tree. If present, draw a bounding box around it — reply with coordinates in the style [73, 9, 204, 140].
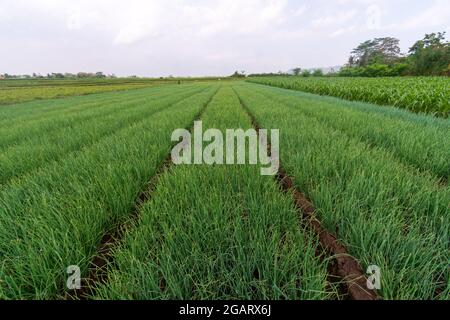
[95, 71, 106, 78]
[364, 64, 391, 77]
[408, 32, 450, 75]
[339, 66, 364, 77]
[292, 67, 301, 76]
[313, 69, 324, 77]
[77, 72, 92, 78]
[347, 56, 356, 67]
[350, 37, 402, 67]
[445, 64, 450, 76]
[389, 63, 409, 76]
[350, 40, 374, 67]
[374, 37, 402, 65]
[231, 70, 246, 78]
[301, 70, 311, 77]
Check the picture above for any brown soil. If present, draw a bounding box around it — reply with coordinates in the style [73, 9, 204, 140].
[234, 88, 379, 300]
[66, 88, 218, 300]
[277, 168, 378, 300]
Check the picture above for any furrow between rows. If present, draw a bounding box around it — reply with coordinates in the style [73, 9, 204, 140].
[0, 85, 198, 150]
[68, 86, 219, 299]
[0, 86, 219, 299]
[92, 85, 330, 300]
[0, 86, 209, 186]
[233, 88, 378, 300]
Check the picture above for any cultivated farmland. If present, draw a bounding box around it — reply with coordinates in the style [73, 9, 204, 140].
[0, 79, 448, 300]
[248, 76, 450, 117]
[234, 82, 450, 300]
[0, 77, 219, 105]
[0, 78, 173, 105]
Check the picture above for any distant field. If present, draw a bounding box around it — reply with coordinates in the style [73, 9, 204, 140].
[0, 78, 171, 105]
[0, 81, 448, 300]
[247, 76, 450, 117]
[0, 77, 220, 105]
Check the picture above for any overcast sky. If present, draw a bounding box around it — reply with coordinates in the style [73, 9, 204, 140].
[0, 0, 449, 77]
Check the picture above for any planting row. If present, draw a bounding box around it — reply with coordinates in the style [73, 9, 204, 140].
[0, 85, 208, 186]
[234, 82, 449, 299]
[0, 79, 173, 105]
[0, 84, 201, 149]
[0, 85, 218, 299]
[248, 84, 450, 182]
[247, 77, 450, 117]
[94, 86, 332, 300]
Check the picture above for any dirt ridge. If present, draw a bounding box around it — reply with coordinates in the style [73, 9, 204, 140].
[233, 87, 379, 300]
[67, 87, 219, 299]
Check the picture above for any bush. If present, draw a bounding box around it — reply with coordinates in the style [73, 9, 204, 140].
[364, 64, 391, 77]
[301, 70, 311, 77]
[313, 69, 324, 77]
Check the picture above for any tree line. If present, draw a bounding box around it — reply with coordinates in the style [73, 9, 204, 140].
[0, 72, 115, 80]
[340, 32, 449, 77]
[247, 31, 449, 78]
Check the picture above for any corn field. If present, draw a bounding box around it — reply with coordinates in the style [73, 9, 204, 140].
[247, 77, 450, 117]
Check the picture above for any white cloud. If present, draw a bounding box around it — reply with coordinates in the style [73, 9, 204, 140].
[395, 0, 450, 30]
[66, 11, 81, 30]
[365, 5, 382, 30]
[311, 9, 358, 27]
[290, 5, 307, 17]
[336, 0, 387, 5]
[59, 0, 289, 44]
[114, 24, 157, 45]
[111, 1, 163, 44]
[0, 0, 448, 76]
[186, 0, 287, 37]
[330, 26, 356, 37]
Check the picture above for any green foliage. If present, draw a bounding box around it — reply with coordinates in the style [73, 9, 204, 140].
[236, 82, 450, 300]
[339, 63, 409, 77]
[230, 70, 246, 78]
[248, 76, 450, 117]
[365, 64, 392, 77]
[312, 69, 324, 77]
[349, 37, 402, 67]
[292, 67, 302, 75]
[0, 81, 448, 300]
[341, 32, 450, 76]
[0, 78, 202, 105]
[95, 86, 330, 300]
[390, 63, 409, 76]
[0, 86, 202, 185]
[407, 32, 450, 76]
[0, 84, 217, 298]
[301, 69, 311, 77]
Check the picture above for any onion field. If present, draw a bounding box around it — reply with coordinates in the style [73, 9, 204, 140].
[0, 78, 176, 105]
[0, 79, 448, 300]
